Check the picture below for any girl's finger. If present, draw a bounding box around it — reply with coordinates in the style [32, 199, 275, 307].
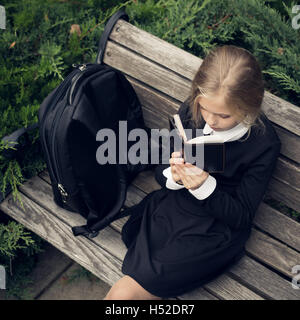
[175, 164, 200, 186]
[171, 151, 182, 158]
[185, 163, 204, 175]
[175, 164, 190, 183]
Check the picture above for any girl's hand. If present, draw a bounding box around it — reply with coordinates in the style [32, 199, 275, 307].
[169, 151, 184, 184]
[174, 162, 209, 190]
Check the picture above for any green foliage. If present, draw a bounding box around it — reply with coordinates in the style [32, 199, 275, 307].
[127, 0, 300, 104]
[38, 42, 65, 80]
[0, 221, 35, 258]
[0, 220, 45, 299]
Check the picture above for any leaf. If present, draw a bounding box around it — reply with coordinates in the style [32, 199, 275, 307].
[9, 41, 16, 49]
[70, 24, 81, 37]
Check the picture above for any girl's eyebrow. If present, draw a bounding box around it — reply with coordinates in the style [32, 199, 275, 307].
[199, 104, 230, 116]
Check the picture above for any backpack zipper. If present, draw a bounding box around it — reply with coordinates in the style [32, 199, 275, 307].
[50, 63, 105, 202]
[40, 70, 79, 196]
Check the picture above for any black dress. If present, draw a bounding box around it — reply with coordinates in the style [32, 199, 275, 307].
[120, 101, 281, 299]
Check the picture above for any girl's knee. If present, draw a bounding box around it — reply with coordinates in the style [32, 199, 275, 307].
[104, 276, 162, 300]
[104, 286, 137, 300]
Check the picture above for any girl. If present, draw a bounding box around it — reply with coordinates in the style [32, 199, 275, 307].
[104, 45, 281, 300]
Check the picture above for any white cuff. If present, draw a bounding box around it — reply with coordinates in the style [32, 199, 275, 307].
[188, 175, 217, 200]
[163, 167, 185, 190]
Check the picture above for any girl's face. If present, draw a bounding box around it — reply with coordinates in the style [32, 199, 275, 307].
[197, 95, 241, 131]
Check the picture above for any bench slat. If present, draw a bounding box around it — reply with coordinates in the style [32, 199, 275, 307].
[110, 19, 200, 80]
[266, 177, 300, 213]
[177, 287, 220, 300]
[245, 228, 300, 279]
[182, 273, 264, 300]
[228, 255, 300, 300]
[273, 124, 300, 164]
[254, 202, 300, 251]
[104, 40, 190, 102]
[274, 157, 300, 190]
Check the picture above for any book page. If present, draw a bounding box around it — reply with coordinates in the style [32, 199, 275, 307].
[186, 135, 224, 144]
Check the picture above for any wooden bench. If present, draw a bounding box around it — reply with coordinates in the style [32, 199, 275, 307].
[1, 18, 300, 300]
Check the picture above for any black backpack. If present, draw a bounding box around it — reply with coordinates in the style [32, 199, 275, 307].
[2, 9, 155, 239]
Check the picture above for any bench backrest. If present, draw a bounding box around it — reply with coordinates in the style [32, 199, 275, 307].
[102, 19, 300, 252]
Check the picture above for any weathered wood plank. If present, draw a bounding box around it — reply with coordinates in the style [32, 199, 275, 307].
[197, 273, 264, 300]
[254, 202, 300, 252]
[228, 255, 300, 300]
[129, 77, 179, 119]
[109, 19, 200, 80]
[245, 228, 300, 279]
[177, 287, 220, 300]
[266, 176, 300, 213]
[273, 124, 300, 164]
[273, 157, 300, 190]
[262, 91, 300, 137]
[104, 40, 190, 102]
[131, 169, 161, 194]
[142, 104, 169, 129]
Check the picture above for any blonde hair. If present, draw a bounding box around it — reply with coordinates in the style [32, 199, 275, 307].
[185, 45, 266, 141]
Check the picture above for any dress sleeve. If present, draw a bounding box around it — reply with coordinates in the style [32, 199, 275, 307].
[154, 163, 169, 188]
[198, 141, 281, 230]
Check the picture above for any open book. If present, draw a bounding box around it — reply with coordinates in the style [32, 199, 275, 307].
[170, 114, 225, 173]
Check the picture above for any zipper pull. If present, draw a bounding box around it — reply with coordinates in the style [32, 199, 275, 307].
[58, 183, 68, 203]
[72, 63, 87, 71]
[79, 64, 86, 71]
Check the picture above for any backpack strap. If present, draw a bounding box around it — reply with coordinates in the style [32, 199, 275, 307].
[96, 8, 129, 65]
[1, 122, 39, 160]
[71, 166, 128, 239]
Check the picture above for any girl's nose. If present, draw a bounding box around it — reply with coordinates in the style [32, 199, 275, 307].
[207, 114, 218, 127]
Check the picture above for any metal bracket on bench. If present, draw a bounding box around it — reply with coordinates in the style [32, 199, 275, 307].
[96, 8, 129, 65]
